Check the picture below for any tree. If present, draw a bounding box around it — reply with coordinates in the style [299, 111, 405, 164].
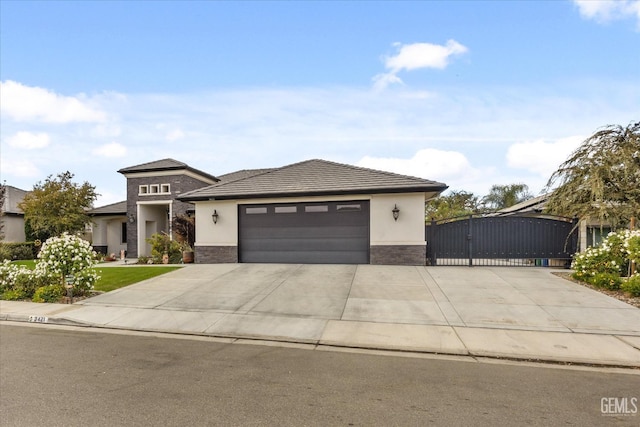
[425, 190, 480, 221]
[18, 172, 97, 241]
[480, 183, 532, 211]
[545, 122, 640, 227]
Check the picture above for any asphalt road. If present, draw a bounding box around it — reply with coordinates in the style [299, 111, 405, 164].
[0, 324, 638, 427]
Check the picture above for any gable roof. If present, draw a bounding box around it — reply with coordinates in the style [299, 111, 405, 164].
[178, 159, 447, 201]
[117, 158, 218, 182]
[87, 201, 127, 216]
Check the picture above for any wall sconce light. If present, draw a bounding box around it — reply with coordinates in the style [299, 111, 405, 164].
[128, 213, 136, 223]
[392, 204, 400, 221]
[212, 210, 219, 224]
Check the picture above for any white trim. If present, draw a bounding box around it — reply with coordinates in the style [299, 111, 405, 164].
[137, 200, 172, 205]
[121, 169, 218, 184]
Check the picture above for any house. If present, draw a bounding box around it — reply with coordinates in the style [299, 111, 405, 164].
[0, 185, 28, 243]
[87, 201, 128, 255]
[178, 159, 447, 265]
[95, 158, 447, 265]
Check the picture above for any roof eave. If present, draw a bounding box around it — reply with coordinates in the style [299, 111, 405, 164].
[178, 185, 449, 202]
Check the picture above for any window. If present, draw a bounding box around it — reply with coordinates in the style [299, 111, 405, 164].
[275, 206, 297, 213]
[337, 204, 361, 212]
[305, 205, 328, 213]
[138, 185, 149, 195]
[121, 222, 127, 244]
[246, 207, 268, 214]
[160, 184, 171, 194]
[150, 184, 160, 194]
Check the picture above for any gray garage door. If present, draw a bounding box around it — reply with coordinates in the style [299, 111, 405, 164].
[239, 201, 370, 264]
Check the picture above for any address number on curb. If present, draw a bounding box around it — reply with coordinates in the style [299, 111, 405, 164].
[28, 315, 49, 323]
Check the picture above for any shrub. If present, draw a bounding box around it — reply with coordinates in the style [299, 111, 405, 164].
[0, 260, 59, 300]
[0, 242, 35, 261]
[622, 275, 640, 297]
[587, 272, 622, 290]
[36, 233, 99, 295]
[2, 289, 27, 301]
[146, 233, 182, 264]
[32, 284, 65, 303]
[624, 234, 640, 274]
[572, 230, 640, 281]
[0, 244, 11, 261]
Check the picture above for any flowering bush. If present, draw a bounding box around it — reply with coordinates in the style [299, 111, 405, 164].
[36, 233, 100, 295]
[622, 274, 640, 297]
[572, 229, 640, 293]
[0, 260, 57, 300]
[624, 234, 640, 271]
[0, 234, 100, 302]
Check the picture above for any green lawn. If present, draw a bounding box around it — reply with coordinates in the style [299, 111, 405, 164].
[10, 260, 181, 293]
[93, 267, 182, 292]
[13, 260, 36, 268]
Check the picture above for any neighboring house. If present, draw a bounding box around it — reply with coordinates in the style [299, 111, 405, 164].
[495, 194, 612, 251]
[87, 201, 127, 255]
[178, 159, 447, 265]
[117, 159, 218, 258]
[0, 186, 28, 243]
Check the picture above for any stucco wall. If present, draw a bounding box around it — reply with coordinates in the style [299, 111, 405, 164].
[1, 216, 26, 243]
[193, 192, 427, 265]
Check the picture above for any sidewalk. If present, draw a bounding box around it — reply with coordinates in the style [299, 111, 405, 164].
[2, 264, 639, 368]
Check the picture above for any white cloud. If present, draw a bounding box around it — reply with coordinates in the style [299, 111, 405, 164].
[506, 135, 584, 178]
[573, 0, 640, 26]
[372, 72, 404, 92]
[0, 158, 40, 178]
[92, 142, 127, 158]
[356, 148, 500, 195]
[374, 40, 468, 90]
[7, 131, 51, 149]
[0, 80, 106, 123]
[165, 128, 185, 141]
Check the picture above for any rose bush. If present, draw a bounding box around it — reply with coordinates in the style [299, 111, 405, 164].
[572, 229, 640, 292]
[36, 233, 99, 295]
[1, 233, 100, 302]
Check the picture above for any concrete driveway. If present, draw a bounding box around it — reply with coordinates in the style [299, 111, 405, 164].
[2, 264, 640, 366]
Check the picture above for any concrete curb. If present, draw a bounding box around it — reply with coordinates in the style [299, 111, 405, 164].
[3, 313, 639, 369]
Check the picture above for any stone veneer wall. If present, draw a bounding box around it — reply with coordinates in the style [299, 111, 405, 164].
[369, 245, 426, 266]
[125, 174, 212, 257]
[196, 246, 238, 263]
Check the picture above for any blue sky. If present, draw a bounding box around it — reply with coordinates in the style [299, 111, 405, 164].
[1, 1, 639, 206]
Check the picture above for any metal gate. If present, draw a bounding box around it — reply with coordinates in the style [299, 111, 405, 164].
[425, 215, 578, 267]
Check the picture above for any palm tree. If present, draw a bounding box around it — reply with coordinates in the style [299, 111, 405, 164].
[481, 184, 532, 211]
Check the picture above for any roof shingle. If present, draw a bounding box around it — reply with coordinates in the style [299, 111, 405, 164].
[179, 159, 447, 201]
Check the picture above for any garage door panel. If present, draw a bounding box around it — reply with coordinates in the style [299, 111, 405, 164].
[239, 201, 370, 264]
[240, 225, 369, 240]
[241, 237, 369, 252]
[242, 250, 369, 264]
